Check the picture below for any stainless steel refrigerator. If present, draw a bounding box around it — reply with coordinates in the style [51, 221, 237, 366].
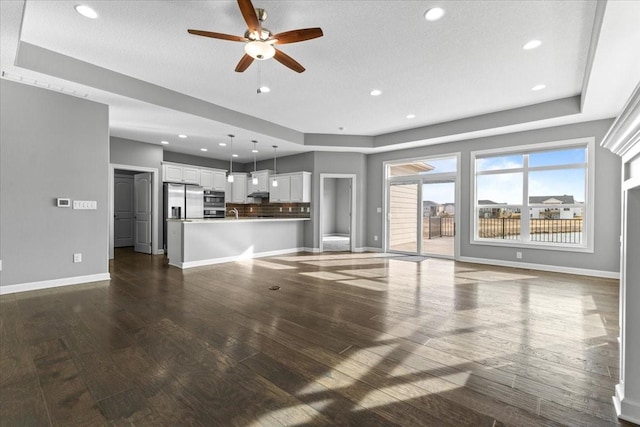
[163, 183, 204, 249]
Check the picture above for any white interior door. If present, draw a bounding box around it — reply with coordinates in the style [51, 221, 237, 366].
[134, 172, 152, 254]
[114, 174, 134, 247]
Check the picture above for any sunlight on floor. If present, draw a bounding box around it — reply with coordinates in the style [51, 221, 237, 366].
[336, 279, 388, 291]
[238, 259, 297, 270]
[249, 401, 331, 426]
[300, 271, 353, 281]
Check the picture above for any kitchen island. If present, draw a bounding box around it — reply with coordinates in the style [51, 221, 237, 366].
[166, 218, 310, 268]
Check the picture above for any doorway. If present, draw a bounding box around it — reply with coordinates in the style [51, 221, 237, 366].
[109, 164, 160, 259]
[319, 174, 357, 252]
[385, 154, 460, 259]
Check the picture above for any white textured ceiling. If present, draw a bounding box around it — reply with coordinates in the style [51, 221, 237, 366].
[1, 0, 640, 162]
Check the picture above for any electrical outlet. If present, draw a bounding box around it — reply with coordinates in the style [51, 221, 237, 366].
[249, 207, 253, 212]
[73, 253, 82, 263]
[376, 207, 382, 213]
[516, 251, 522, 259]
[288, 207, 292, 212]
[374, 235, 378, 241]
[306, 207, 310, 213]
[300, 207, 304, 212]
[279, 207, 283, 212]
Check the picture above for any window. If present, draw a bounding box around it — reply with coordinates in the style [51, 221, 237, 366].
[471, 138, 594, 252]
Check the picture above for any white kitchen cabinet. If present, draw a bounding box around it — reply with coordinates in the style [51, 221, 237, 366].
[247, 170, 272, 194]
[163, 163, 184, 183]
[269, 175, 290, 202]
[290, 172, 311, 202]
[200, 168, 227, 191]
[269, 172, 311, 203]
[162, 162, 200, 184]
[227, 173, 248, 203]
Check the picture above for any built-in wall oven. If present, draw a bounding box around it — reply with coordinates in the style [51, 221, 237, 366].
[204, 190, 225, 218]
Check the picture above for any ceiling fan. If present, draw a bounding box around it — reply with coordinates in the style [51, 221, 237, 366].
[188, 0, 323, 73]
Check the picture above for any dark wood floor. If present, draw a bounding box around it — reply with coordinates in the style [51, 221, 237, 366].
[0, 248, 632, 426]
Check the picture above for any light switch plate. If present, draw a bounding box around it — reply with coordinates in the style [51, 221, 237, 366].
[73, 200, 97, 210]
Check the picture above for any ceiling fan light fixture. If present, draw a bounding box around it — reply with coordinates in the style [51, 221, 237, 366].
[245, 41, 276, 60]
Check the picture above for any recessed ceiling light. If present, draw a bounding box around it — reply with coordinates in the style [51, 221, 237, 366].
[74, 5, 98, 19]
[200, 148, 207, 152]
[531, 84, 546, 91]
[232, 154, 239, 158]
[406, 114, 416, 119]
[219, 142, 226, 147]
[160, 140, 169, 145]
[370, 89, 382, 96]
[252, 149, 259, 153]
[424, 7, 445, 22]
[523, 40, 542, 50]
[257, 86, 271, 94]
[178, 134, 187, 138]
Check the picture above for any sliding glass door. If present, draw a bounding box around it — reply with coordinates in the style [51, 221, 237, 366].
[386, 155, 458, 258]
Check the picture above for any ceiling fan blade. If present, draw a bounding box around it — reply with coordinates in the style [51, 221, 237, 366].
[272, 28, 323, 45]
[187, 29, 246, 42]
[273, 49, 305, 73]
[237, 0, 261, 38]
[235, 54, 255, 72]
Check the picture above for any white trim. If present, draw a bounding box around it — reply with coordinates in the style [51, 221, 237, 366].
[0, 273, 111, 295]
[601, 79, 640, 158]
[172, 248, 306, 269]
[458, 256, 619, 279]
[469, 137, 595, 252]
[109, 164, 160, 259]
[614, 384, 640, 424]
[303, 247, 322, 253]
[154, 249, 165, 255]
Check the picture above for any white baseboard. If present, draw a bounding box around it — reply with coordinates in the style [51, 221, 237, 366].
[154, 249, 165, 255]
[0, 273, 111, 295]
[176, 247, 306, 269]
[458, 256, 620, 279]
[362, 246, 384, 253]
[303, 247, 322, 253]
[614, 384, 640, 424]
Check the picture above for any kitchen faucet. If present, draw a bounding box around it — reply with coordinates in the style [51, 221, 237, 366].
[229, 208, 239, 219]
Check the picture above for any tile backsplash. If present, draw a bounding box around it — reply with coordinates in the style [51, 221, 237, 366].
[226, 202, 311, 218]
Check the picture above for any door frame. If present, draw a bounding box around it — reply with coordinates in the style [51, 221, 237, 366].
[383, 153, 461, 259]
[319, 173, 357, 252]
[109, 164, 161, 259]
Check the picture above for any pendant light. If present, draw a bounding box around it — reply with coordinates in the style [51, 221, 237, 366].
[251, 140, 259, 185]
[227, 134, 235, 183]
[272, 145, 278, 187]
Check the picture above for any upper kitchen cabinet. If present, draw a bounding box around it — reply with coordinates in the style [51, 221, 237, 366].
[227, 173, 249, 203]
[269, 172, 311, 203]
[248, 170, 273, 194]
[162, 162, 226, 190]
[162, 162, 200, 184]
[200, 168, 227, 191]
[290, 172, 311, 202]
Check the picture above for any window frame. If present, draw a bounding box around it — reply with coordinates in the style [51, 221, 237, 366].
[470, 137, 595, 253]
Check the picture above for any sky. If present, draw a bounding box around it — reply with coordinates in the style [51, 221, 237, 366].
[408, 148, 587, 206]
[476, 148, 586, 205]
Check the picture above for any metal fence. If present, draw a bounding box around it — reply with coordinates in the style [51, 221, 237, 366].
[424, 216, 455, 239]
[478, 218, 583, 244]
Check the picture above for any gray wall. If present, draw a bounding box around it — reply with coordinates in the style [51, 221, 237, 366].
[110, 137, 164, 251]
[335, 178, 351, 235]
[313, 152, 367, 249]
[366, 119, 621, 273]
[163, 151, 229, 170]
[323, 178, 337, 234]
[0, 80, 109, 286]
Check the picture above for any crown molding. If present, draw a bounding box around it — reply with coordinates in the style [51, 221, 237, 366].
[601, 80, 640, 157]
